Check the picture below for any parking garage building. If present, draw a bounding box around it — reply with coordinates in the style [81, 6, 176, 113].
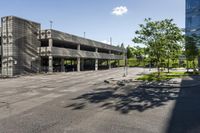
[0, 16, 125, 77]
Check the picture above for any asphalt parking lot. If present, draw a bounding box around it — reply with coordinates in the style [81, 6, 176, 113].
[0, 67, 199, 133]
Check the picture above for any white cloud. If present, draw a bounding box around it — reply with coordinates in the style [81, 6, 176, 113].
[101, 40, 110, 44]
[112, 6, 128, 16]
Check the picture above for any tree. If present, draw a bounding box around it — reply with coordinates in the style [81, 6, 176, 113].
[133, 18, 183, 76]
[127, 45, 134, 59]
[165, 42, 183, 73]
[132, 46, 145, 65]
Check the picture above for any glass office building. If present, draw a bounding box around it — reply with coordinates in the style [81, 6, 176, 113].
[186, 0, 200, 68]
[186, 0, 200, 36]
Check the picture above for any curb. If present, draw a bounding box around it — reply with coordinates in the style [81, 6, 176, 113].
[105, 78, 200, 89]
[139, 83, 200, 88]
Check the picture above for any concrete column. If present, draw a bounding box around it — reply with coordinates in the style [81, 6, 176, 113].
[48, 39, 53, 73]
[71, 60, 73, 65]
[95, 59, 98, 71]
[61, 58, 65, 72]
[77, 57, 80, 72]
[77, 44, 81, 72]
[49, 39, 53, 47]
[81, 59, 84, 71]
[108, 60, 111, 69]
[95, 48, 98, 71]
[115, 60, 117, 68]
[107, 60, 111, 69]
[109, 50, 112, 69]
[77, 44, 80, 50]
[48, 56, 53, 73]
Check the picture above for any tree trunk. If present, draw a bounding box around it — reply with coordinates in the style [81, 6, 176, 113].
[193, 59, 196, 73]
[198, 56, 200, 72]
[157, 66, 160, 77]
[156, 55, 160, 77]
[167, 57, 170, 73]
[186, 59, 189, 72]
[157, 61, 160, 77]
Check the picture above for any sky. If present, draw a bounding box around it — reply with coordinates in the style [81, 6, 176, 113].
[0, 0, 185, 47]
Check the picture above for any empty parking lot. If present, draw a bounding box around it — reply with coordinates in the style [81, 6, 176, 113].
[0, 67, 199, 133]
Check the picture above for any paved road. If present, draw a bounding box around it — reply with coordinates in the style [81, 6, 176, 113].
[0, 67, 197, 133]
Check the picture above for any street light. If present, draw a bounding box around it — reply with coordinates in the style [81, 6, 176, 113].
[50, 20, 53, 29]
[123, 48, 128, 77]
[84, 32, 86, 38]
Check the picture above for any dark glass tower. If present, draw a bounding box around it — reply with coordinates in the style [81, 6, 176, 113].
[186, 0, 200, 37]
[186, 0, 200, 69]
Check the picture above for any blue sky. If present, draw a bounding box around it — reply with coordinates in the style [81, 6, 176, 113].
[0, 0, 185, 47]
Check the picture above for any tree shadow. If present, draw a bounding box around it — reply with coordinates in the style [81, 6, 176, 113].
[166, 76, 200, 133]
[66, 81, 179, 114]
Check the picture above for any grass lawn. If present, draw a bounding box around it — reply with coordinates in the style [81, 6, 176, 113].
[137, 71, 200, 81]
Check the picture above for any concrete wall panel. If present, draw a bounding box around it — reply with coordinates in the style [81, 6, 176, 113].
[1, 16, 41, 76]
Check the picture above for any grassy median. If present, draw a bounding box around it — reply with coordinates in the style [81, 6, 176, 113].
[137, 71, 200, 81]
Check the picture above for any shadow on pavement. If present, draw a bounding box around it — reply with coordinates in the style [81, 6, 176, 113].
[66, 81, 179, 114]
[166, 76, 200, 133]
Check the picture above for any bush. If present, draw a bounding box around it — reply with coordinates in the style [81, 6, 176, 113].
[181, 63, 186, 68]
[172, 63, 179, 68]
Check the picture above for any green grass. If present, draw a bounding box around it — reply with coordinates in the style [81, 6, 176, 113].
[125, 57, 199, 68]
[136, 71, 200, 81]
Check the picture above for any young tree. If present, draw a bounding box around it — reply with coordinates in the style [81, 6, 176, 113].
[132, 46, 145, 65]
[165, 42, 182, 73]
[133, 18, 183, 76]
[127, 45, 134, 59]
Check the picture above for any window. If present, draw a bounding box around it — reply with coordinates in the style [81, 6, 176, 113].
[187, 0, 200, 10]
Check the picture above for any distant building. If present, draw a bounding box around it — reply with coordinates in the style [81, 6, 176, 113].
[0, 16, 125, 77]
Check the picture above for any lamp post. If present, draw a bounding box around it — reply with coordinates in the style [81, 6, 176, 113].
[123, 49, 128, 77]
[84, 32, 86, 38]
[50, 20, 53, 29]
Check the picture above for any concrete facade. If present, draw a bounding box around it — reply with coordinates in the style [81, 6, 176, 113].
[1, 16, 41, 77]
[0, 16, 126, 77]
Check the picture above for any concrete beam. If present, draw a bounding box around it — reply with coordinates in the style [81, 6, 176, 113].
[47, 29, 125, 53]
[50, 47, 124, 60]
